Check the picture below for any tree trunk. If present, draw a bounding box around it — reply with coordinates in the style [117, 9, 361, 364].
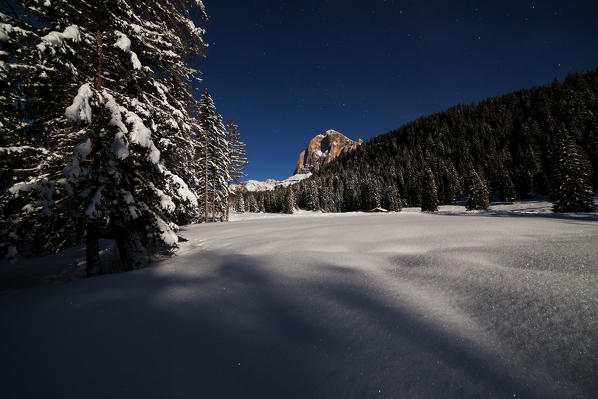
[204, 134, 209, 223]
[86, 30, 103, 278]
[114, 226, 132, 272]
[95, 29, 103, 89]
[86, 222, 101, 277]
[211, 188, 216, 222]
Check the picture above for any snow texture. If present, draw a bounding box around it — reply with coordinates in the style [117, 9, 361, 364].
[64, 83, 93, 124]
[1, 200, 597, 398]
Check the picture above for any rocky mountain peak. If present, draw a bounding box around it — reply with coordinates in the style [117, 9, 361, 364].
[295, 129, 363, 174]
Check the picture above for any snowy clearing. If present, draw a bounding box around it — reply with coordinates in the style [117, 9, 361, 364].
[1, 201, 598, 398]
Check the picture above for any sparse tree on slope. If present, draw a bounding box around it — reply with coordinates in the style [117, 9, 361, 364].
[551, 126, 596, 212]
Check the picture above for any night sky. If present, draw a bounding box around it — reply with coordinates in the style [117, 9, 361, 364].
[199, 0, 598, 181]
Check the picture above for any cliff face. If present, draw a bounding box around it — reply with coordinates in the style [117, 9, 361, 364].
[295, 130, 362, 174]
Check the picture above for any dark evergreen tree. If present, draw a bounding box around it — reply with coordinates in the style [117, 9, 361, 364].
[421, 166, 439, 212]
[466, 170, 490, 210]
[551, 126, 596, 212]
[384, 184, 402, 212]
[305, 180, 320, 211]
[283, 188, 296, 214]
[497, 168, 516, 204]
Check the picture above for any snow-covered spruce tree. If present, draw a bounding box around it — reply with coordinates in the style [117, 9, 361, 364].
[0, 7, 88, 256]
[224, 118, 247, 220]
[0, 1, 206, 270]
[197, 89, 230, 222]
[384, 184, 402, 212]
[247, 193, 258, 213]
[226, 118, 248, 184]
[551, 126, 596, 213]
[305, 179, 320, 211]
[370, 178, 382, 209]
[236, 193, 245, 212]
[497, 167, 516, 204]
[197, 90, 212, 222]
[421, 166, 439, 212]
[466, 170, 490, 211]
[207, 112, 230, 221]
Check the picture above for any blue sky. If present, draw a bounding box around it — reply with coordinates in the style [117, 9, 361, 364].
[198, 0, 598, 181]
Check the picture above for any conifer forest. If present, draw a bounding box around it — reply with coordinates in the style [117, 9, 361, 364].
[239, 71, 598, 215]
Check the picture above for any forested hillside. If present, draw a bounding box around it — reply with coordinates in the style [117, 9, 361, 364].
[241, 70, 598, 213]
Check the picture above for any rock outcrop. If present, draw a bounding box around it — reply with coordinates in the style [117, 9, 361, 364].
[295, 130, 362, 174]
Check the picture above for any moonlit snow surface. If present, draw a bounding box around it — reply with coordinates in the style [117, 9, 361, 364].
[2, 207, 598, 398]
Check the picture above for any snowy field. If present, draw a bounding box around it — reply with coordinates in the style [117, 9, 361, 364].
[1, 200, 598, 398]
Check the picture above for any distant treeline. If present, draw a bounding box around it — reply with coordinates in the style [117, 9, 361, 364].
[238, 69, 598, 213]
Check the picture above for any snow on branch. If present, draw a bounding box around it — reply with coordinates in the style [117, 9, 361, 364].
[36, 25, 80, 54]
[153, 212, 178, 247]
[125, 111, 160, 164]
[104, 92, 130, 160]
[64, 137, 91, 178]
[164, 169, 198, 206]
[114, 31, 141, 70]
[85, 186, 104, 219]
[0, 21, 30, 42]
[0, 146, 49, 154]
[65, 83, 93, 124]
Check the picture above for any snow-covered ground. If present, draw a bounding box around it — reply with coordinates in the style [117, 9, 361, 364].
[1, 200, 598, 398]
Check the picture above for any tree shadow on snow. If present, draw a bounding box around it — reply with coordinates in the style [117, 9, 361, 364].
[3, 251, 588, 399]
